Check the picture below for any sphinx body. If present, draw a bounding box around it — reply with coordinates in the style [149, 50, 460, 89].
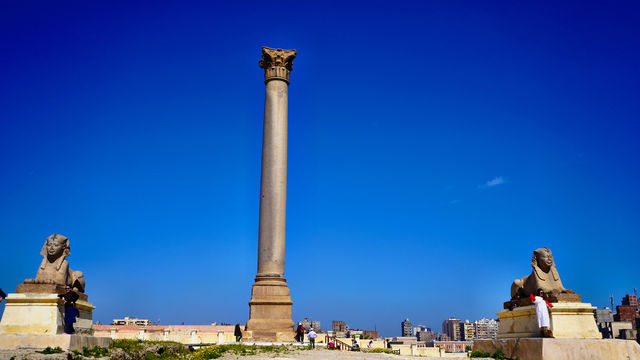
[510, 247, 571, 300]
[24, 234, 85, 292]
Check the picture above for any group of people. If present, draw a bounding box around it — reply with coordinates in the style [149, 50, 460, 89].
[295, 323, 317, 348]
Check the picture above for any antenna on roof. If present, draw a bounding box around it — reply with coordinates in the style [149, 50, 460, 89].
[610, 294, 614, 311]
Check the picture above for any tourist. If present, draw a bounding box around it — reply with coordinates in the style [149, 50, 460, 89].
[530, 288, 554, 338]
[368, 340, 373, 349]
[0, 288, 6, 302]
[351, 338, 360, 351]
[307, 328, 317, 349]
[295, 322, 305, 343]
[234, 323, 242, 342]
[58, 285, 79, 334]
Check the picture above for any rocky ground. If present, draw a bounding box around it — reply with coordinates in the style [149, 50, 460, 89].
[0, 349, 106, 360]
[0, 348, 482, 360]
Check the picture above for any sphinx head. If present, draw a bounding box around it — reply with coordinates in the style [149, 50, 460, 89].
[43, 234, 70, 261]
[532, 247, 554, 272]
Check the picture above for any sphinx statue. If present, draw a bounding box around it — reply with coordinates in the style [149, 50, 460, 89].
[24, 234, 85, 292]
[510, 247, 574, 300]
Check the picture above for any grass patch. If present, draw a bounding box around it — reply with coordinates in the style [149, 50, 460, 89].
[191, 344, 295, 360]
[471, 350, 491, 358]
[368, 348, 396, 354]
[110, 341, 298, 360]
[36, 346, 65, 354]
[111, 340, 188, 360]
[470, 349, 517, 360]
[82, 345, 110, 358]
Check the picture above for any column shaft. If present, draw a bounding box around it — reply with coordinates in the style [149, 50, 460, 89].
[257, 79, 288, 278]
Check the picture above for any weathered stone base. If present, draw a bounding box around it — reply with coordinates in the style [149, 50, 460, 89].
[504, 293, 581, 309]
[474, 338, 640, 360]
[242, 330, 295, 343]
[0, 293, 94, 335]
[497, 302, 600, 339]
[17, 284, 89, 302]
[0, 334, 111, 351]
[245, 277, 294, 342]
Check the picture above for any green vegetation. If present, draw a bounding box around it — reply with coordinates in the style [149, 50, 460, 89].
[491, 349, 508, 360]
[191, 344, 295, 360]
[83, 345, 110, 358]
[112, 339, 184, 352]
[108, 341, 299, 360]
[36, 346, 65, 354]
[111, 340, 188, 360]
[470, 349, 517, 360]
[470, 350, 491, 357]
[368, 348, 396, 354]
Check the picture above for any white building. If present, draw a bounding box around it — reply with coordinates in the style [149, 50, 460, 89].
[112, 317, 152, 326]
[474, 318, 499, 339]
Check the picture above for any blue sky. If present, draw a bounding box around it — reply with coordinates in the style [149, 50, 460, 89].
[1, 0, 638, 337]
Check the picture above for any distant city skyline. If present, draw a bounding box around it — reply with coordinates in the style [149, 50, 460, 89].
[1, 1, 639, 338]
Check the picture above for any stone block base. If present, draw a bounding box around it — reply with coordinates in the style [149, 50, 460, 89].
[242, 330, 296, 343]
[0, 334, 111, 351]
[474, 338, 640, 360]
[504, 293, 581, 309]
[0, 293, 94, 335]
[497, 302, 600, 339]
[17, 284, 89, 302]
[246, 277, 294, 342]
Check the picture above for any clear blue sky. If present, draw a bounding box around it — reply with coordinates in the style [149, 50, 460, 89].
[1, 0, 638, 337]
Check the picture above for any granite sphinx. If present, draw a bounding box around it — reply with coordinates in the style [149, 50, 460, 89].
[510, 247, 575, 301]
[24, 234, 85, 292]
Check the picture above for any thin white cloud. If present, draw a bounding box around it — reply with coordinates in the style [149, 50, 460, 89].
[479, 176, 506, 189]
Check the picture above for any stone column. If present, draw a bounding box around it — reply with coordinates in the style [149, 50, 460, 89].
[246, 47, 297, 342]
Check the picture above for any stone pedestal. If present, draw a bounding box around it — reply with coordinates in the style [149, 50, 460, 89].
[497, 302, 601, 339]
[0, 293, 94, 335]
[474, 338, 640, 360]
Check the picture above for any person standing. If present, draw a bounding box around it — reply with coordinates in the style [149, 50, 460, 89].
[530, 288, 554, 338]
[58, 285, 79, 334]
[295, 322, 305, 343]
[234, 323, 243, 342]
[307, 328, 317, 349]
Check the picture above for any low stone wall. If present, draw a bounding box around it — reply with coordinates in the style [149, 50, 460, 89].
[93, 324, 237, 344]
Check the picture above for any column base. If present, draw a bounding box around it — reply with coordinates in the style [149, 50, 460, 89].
[246, 276, 294, 342]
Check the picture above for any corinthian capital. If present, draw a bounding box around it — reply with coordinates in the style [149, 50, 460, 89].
[259, 47, 297, 84]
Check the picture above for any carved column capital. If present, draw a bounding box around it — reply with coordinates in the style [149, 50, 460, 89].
[259, 47, 297, 84]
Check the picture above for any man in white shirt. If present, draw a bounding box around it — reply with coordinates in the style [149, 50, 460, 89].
[307, 328, 318, 349]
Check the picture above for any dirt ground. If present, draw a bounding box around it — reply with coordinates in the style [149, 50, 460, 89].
[0, 348, 477, 360]
[218, 348, 472, 360]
